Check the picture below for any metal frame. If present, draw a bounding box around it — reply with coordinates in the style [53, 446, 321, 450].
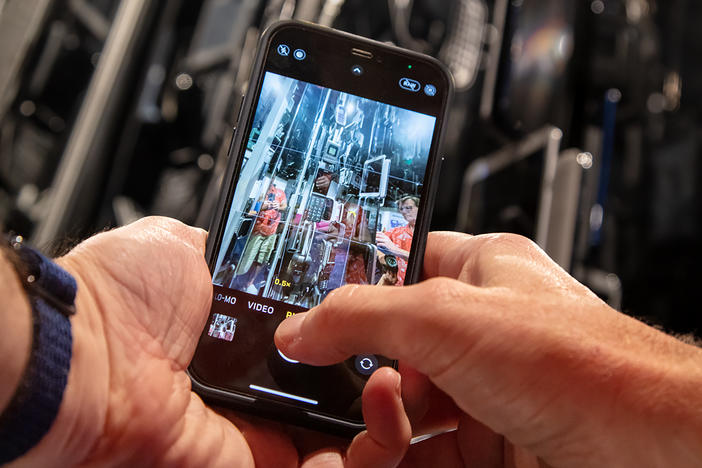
[543, 148, 585, 271]
[455, 125, 562, 249]
[0, 0, 55, 121]
[32, 0, 157, 247]
[478, 0, 508, 121]
[359, 155, 390, 199]
[438, 0, 488, 91]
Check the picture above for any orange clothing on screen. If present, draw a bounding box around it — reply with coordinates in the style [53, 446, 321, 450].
[253, 187, 286, 237]
[385, 224, 414, 286]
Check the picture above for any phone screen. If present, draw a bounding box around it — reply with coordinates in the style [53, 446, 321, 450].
[190, 24, 448, 427]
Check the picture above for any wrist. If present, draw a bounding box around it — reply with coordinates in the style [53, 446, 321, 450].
[643, 338, 702, 464]
[0, 253, 32, 414]
[567, 319, 702, 466]
[10, 256, 108, 467]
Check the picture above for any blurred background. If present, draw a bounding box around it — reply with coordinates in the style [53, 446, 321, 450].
[1, 0, 699, 335]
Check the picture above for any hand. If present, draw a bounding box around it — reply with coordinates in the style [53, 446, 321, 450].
[376, 272, 398, 286]
[375, 255, 398, 286]
[325, 222, 340, 236]
[315, 175, 331, 191]
[276, 232, 702, 467]
[14, 217, 410, 467]
[376, 232, 409, 260]
[375, 232, 396, 254]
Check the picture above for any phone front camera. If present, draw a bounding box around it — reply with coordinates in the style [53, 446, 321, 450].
[351, 65, 364, 76]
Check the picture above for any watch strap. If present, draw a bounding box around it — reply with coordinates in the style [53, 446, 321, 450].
[0, 237, 75, 464]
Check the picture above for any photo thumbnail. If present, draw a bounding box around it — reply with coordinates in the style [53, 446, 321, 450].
[208, 313, 238, 342]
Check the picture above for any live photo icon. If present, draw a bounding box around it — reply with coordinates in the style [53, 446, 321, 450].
[208, 313, 238, 342]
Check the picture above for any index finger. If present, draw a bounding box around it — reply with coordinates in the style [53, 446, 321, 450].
[275, 278, 481, 378]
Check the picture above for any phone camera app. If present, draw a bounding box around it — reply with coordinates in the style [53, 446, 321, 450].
[212, 72, 436, 309]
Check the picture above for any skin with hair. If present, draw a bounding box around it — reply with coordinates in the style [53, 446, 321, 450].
[277, 231, 702, 467]
[2, 217, 411, 467]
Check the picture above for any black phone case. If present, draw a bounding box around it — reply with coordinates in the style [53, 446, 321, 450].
[188, 20, 454, 437]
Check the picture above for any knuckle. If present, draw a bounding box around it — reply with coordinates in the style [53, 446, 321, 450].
[429, 230, 472, 245]
[476, 232, 540, 258]
[311, 285, 353, 325]
[309, 299, 335, 330]
[419, 277, 464, 304]
[320, 283, 358, 308]
[306, 288, 365, 358]
[510, 233, 539, 252]
[142, 216, 189, 236]
[494, 232, 536, 250]
[138, 216, 206, 254]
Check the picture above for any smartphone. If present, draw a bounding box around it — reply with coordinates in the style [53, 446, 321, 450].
[188, 21, 452, 436]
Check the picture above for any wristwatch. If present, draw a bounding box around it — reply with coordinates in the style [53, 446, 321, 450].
[0, 234, 76, 464]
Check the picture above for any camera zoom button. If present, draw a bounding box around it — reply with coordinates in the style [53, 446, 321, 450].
[354, 354, 379, 375]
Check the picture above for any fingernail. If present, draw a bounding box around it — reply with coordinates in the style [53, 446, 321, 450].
[276, 312, 307, 351]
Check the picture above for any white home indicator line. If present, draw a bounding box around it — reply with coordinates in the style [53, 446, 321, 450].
[249, 384, 319, 405]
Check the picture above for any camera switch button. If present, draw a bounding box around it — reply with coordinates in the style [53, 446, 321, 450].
[354, 354, 379, 375]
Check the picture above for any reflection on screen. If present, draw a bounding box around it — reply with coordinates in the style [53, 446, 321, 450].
[212, 72, 436, 309]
